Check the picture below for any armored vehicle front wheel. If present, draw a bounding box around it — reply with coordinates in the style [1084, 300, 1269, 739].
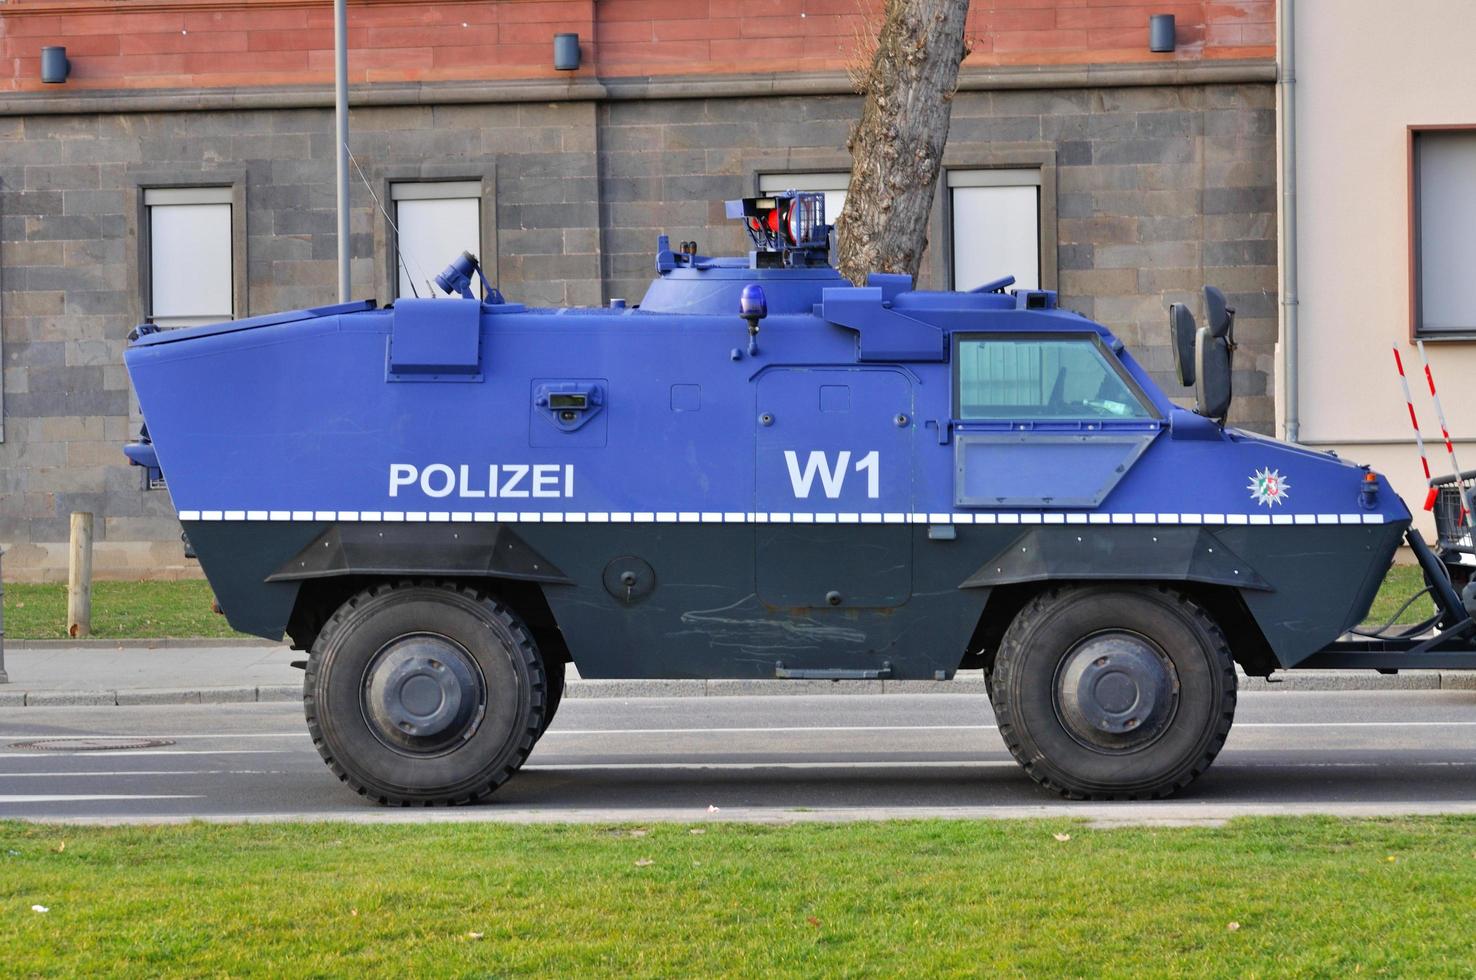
[304, 582, 546, 805]
[989, 586, 1236, 800]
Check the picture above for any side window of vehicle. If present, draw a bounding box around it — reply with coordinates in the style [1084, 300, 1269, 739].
[954, 335, 1154, 421]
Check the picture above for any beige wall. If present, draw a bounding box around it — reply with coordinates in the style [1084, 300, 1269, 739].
[1290, 0, 1476, 538]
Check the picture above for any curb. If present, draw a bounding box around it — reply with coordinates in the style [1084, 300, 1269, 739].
[4, 637, 280, 650]
[0, 685, 301, 707]
[2, 671, 1475, 707]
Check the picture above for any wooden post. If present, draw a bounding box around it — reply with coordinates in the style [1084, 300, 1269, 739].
[67, 512, 93, 639]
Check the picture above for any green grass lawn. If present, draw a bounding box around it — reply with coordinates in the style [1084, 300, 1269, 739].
[0, 563, 1442, 640]
[2, 579, 244, 641]
[1, 817, 1474, 975]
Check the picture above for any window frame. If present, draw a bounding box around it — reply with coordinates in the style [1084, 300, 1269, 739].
[936, 148, 1058, 294]
[131, 175, 247, 331]
[143, 186, 237, 328]
[950, 331, 1159, 423]
[756, 170, 851, 227]
[372, 164, 496, 305]
[1408, 124, 1476, 341]
[945, 168, 1044, 292]
[389, 180, 485, 301]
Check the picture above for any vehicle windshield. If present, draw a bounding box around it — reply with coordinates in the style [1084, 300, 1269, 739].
[955, 334, 1154, 421]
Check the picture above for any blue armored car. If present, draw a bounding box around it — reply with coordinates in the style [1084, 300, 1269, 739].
[124, 191, 1472, 804]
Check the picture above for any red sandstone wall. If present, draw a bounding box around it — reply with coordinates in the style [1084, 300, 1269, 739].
[0, 0, 1274, 93]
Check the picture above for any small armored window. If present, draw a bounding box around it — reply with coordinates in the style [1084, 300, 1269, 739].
[953, 334, 1154, 421]
[391, 181, 482, 300]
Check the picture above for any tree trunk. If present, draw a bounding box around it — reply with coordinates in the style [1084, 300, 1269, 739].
[836, 0, 971, 286]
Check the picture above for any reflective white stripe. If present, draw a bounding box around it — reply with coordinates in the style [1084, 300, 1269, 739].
[172, 510, 1399, 526]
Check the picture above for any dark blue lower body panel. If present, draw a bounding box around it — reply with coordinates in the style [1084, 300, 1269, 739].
[182, 519, 1407, 678]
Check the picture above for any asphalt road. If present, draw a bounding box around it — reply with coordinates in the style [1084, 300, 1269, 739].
[3, 690, 1476, 825]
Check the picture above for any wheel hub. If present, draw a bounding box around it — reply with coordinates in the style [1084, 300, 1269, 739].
[1054, 632, 1178, 752]
[362, 634, 485, 754]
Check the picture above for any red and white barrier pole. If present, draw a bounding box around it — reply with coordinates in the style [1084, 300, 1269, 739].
[1416, 340, 1471, 526]
[1393, 346, 1428, 487]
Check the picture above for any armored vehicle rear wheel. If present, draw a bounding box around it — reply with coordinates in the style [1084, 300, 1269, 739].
[989, 586, 1236, 800]
[304, 582, 546, 805]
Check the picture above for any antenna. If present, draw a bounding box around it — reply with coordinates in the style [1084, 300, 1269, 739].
[345, 144, 429, 300]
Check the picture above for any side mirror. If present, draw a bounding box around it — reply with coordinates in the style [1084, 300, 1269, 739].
[1204, 285, 1234, 339]
[1195, 326, 1232, 422]
[1169, 303, 1197, 386]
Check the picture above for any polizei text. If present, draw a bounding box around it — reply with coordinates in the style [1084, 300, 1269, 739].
[389, 463, 575, 499]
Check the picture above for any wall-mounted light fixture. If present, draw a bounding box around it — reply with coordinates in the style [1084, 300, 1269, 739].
[553, 33, 580, 71]
[1148, 14, 1176, 53]
[41, 45, 70, 84]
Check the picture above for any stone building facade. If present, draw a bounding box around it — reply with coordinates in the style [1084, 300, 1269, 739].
[0, 0, 1277, 579]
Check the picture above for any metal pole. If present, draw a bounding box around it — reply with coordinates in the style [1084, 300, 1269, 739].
[334, 0, 351, 303]
[1279, 0, 1300, 443]
[0, 548, 9, 684]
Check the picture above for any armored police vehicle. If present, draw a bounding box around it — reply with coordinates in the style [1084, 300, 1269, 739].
[124, 192, 1475, 805]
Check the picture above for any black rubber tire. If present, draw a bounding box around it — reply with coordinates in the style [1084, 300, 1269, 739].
[990, 585, 1236, 800]
[303, 581, 546, 805]
[538, 656, 566, 740]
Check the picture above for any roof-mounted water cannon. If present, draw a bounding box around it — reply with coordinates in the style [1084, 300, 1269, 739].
[725, 191, 831, 269]
[435, 251, 505, 304]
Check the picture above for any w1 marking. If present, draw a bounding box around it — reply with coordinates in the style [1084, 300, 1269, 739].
[784, 450, 880, 499]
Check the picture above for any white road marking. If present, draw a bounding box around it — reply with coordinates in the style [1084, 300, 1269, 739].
[541, 721, 1476, 736]
[0, 749, 288, 759]
[0, 795, 203, 803]
[4, 720, 1476, 744]
[524, 759, 1476, 773]
[525, 761, 1020, 771]
[0, 770, 284, 778]
[0, 733, 306, 741]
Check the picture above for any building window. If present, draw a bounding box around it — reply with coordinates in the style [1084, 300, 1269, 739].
[1413, 129, 1476, 336]
[758, 172, 849, 226]
[145, 187, 234, 328]
[391, 181, 482, 300]
[948, 169, 1041, 292]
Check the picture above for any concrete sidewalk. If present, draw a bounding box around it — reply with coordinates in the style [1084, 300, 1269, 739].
[1, 642, 1475, 707]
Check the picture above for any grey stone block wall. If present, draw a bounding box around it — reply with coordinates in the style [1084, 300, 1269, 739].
[0, 82, 1276, 579]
